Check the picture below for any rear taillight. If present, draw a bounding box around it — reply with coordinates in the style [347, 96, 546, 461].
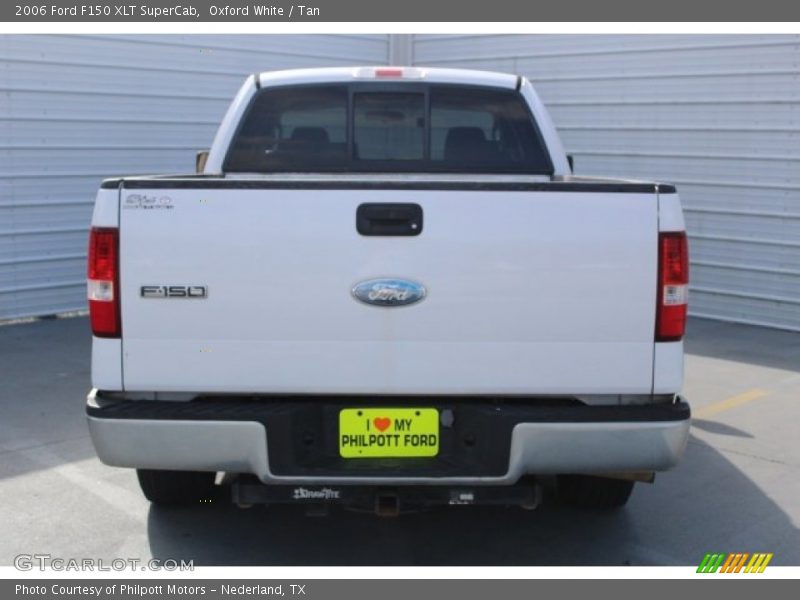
[656, 231, 689, 342]
[87, 227, 120, 338]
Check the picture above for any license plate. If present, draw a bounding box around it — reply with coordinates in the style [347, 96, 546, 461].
[339, 408, 439, 458]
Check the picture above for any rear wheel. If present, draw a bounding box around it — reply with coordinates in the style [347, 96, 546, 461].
[556, 475, 635, 509]
[136, 469, 217, 506]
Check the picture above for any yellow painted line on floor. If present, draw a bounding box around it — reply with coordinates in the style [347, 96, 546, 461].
[693, 388, 769, 420]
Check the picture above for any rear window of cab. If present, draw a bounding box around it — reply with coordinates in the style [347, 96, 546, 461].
[224, 84, 553, 174]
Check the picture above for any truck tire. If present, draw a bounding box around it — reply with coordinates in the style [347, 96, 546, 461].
[136, 469, 217, 505]
[556, 475, 634, 509]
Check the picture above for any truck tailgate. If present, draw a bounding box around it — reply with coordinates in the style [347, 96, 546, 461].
[118, 185, 658, 394]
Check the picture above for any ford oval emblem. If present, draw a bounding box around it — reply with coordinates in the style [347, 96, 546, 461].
[352, 278, 426, 307]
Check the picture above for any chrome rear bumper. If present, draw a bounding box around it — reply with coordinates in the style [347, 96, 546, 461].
[87, 390, 690, 485]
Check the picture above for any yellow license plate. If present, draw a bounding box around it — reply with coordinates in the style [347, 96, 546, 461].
[339, 408, 439, 458]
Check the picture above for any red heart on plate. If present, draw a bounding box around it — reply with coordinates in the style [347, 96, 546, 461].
[374, 417, 391, 432]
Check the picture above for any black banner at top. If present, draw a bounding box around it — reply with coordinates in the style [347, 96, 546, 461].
[4, 0, 800, 21]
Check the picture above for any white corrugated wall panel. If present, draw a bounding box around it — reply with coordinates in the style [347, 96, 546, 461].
[0, 34, 388, 320]
[413, 34, 800, 331]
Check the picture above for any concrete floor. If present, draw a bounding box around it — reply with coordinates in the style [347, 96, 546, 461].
[0, 316, 798, 566]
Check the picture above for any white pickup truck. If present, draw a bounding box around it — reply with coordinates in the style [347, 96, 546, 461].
[86, 67, 690, 514]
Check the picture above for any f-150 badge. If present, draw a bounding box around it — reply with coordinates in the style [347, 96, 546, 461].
[352, 278, 425, 307]
[140, 285, 207, 298]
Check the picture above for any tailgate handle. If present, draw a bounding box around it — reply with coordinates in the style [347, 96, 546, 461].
[357, 203, 423, 236]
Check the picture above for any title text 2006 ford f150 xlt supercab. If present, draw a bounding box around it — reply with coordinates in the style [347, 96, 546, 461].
[86, 67, 690, 513]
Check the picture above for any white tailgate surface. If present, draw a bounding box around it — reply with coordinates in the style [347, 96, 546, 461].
[120, 188, 657, 394]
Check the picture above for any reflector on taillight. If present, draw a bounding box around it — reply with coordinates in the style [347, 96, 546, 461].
[656, 231, 689, 342]
[88, 227, 120, 338]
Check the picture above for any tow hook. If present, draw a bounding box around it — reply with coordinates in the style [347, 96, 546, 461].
[520, 481, 543, 511]
[375, 491, 400, 517]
